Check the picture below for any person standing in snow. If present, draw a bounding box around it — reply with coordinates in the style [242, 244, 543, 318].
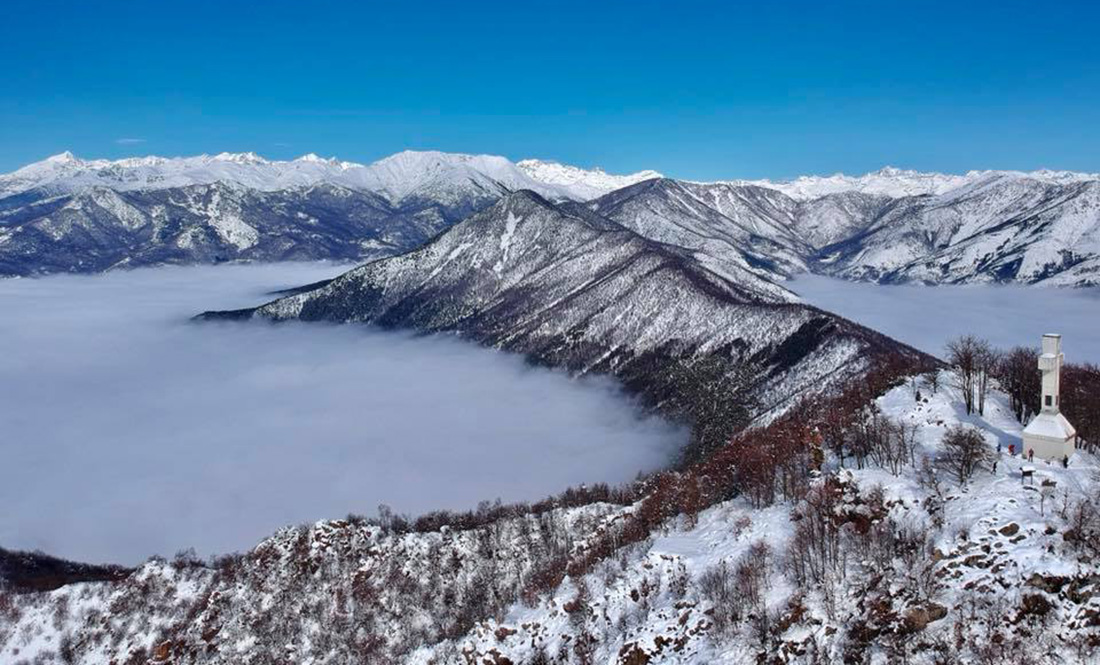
[1063, 455, 1069, 468]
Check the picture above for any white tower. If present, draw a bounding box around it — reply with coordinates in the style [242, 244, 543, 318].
[1021, 334, 1077, 461]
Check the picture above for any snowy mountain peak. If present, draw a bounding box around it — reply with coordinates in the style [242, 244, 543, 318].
[516, 158, 662, 199]
[7, 151, 1097, 205]
[45, 150, 79, 164]
[731, 166, 1100, 201]
[211, 151, 267, 165]
[0, 150, 655, 202]
[294, 153, 340, 165]
[725, 167, 974, 200]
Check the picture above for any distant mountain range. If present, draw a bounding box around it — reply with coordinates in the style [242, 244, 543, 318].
[0, 151, 658, 276]
[1, 150, 1097, 286]
[0, 150, 661, 202]
[7, 152, 1094, 665]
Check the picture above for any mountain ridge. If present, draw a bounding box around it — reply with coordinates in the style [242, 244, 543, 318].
[0, 150, 661, 202]
[201, 190, 934, 454]
[7, 151, 1096, 202]
[2, 150, 1097, 286]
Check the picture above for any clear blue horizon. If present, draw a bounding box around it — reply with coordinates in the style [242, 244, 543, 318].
[2, 0, 1097, 180]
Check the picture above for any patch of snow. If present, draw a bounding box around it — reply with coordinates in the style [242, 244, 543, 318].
[517, 158, 662, 199]
[493, 211, 520, 276]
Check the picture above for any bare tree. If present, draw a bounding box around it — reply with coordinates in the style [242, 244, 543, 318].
[699, 560, 738, 637]
[787, 479, 846, 587]
[1064, 497, 1100, 560]
[1062, 363, 1100, 451]
[922, 369, 941, 395]
[975, 341, 998, 416]
[996, 346, 1041, 423]
[938, 425, 992, 485]
[946, 336, 981, 414]
[860, 412, 919, 476]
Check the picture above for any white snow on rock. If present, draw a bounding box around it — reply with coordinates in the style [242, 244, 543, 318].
[492, 211, 521, 276]
[208, 208, 259, 250]
[2, 152, 1098, 285]
[5, 151, 1096, 207]
[725, 165, 1100, 201]
[0, 150, 662, 203]
[517, 158, 662, 200]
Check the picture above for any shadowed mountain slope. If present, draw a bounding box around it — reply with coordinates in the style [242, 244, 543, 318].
[202, 191, 933, 454]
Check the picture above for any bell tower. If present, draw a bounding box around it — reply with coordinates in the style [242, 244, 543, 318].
[1038, 334, 1063, 415]
[1021, 334, 1077, 461]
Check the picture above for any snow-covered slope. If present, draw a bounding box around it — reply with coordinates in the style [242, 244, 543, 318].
[517, 158, 662, 200]
[201, 191, 931, 452]
[4, 375, 1097, 664]
[448, 379, 1100, 664]
[729, 165, 1100, 201]
[2, 152, 1098, 285]
[0, 150, 659, 203]
[815, 175, 1100, 286]
[589, 171, 1100, 287]
[0, 183, 445, 276]
[591, 178, 810, 286]
[0, 151, 662, 276]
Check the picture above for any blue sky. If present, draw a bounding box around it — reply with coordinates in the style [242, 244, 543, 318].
[2, 0, 1097, 179]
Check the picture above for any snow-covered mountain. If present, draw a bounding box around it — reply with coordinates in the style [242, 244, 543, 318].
[201, 191, 932, 452]
[517, 158, 662, 200]
[0, 151, 661, 277]
[2, 151, 1098, 286]
[590, 178, 812, 287]
[4, 374, 1098, 664]
[811, 173, 1100, 286]
[5, 155, 1099, 665]
[0, 182, 457, 275]
[0, 150, 658, 203]
[591, 171, 1100, 288]
[728, 165, 1100, 201]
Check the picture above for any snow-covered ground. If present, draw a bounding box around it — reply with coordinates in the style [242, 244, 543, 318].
[791, 274, 1100, 363]
[0, 263, 684, 565]
[441, 375, 1100, 663]
[2, 373, 1097, 663]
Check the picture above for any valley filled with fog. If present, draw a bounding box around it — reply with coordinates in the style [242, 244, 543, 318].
[0, 263, 685, 564]
[791, 275, 1100, 363]
[5, 265, 1097, 566]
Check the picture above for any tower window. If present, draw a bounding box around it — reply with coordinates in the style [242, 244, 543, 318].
[1046, 396, 1053, 407]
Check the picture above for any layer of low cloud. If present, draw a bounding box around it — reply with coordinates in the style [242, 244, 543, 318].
[0, 263, 684, 565]
[114, 138, 146, 145]
[792, 275, 1100, 363]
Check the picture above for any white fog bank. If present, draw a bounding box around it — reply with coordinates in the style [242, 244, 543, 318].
[791, 275, 1100, 363]
[0, 263, 685, 565]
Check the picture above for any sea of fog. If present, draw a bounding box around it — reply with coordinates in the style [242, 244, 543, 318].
[791, 275, 1100, 364]
[0, 263, 685, 564]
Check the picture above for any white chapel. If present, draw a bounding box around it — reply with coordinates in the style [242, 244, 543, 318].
[1021, 334, 1077, 461]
